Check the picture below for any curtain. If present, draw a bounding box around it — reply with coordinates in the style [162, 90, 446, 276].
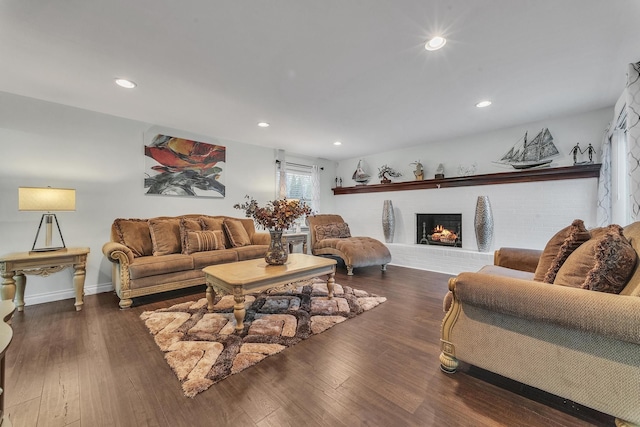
[596, 127, 612, 226]
[626, 62, 640, 221]
[277, 151, 287, 199]
[311, 165, 320, 213]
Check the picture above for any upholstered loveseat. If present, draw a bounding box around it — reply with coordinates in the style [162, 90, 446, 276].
[103, 215, 269, 308]
[440, 221, 640, 426]
[306, 214, 391, 275]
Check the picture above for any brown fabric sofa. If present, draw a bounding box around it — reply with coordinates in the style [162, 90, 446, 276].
[102, 215, 269, 308]
[306, 214, 391, 275]
[440, 222, 640, 426]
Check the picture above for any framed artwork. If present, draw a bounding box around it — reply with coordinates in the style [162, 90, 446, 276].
[144, 133, 226, 197]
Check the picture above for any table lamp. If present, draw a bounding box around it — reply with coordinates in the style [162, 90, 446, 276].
[18, 187, 76, 252]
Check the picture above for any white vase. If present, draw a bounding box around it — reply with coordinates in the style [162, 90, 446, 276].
[382, 200, 395, 243]
[474, 196, 494, 252]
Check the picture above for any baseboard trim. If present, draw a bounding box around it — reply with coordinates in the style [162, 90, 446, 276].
[23, 282, 114, 307]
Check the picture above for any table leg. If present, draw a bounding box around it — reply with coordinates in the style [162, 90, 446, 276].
[14, 274, 25, 312]
[206, 283, 216, 312]
[326, 271, 335, 299]
[0, 271, 16, 304]
[233, 287, 246, 332]
[73, 264, 86, 311]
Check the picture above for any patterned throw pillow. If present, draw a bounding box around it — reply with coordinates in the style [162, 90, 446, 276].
[542, 219, 591, 283]
[314, 222, 351, 242]
[534, 219, 589, 282]
[183, 230, 220, 254]
[554, 224, 637, 294]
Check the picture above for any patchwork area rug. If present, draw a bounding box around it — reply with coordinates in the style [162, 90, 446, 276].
[140, 278, 386, 397]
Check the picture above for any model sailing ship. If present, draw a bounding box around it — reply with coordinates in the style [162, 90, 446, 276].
[352, 159, 371, 185]
[497, 128, 559, 169]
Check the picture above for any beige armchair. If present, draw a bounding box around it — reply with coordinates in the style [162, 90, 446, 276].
[306, 214, 391, 275]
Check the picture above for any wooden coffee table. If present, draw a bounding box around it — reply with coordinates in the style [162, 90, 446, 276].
[203, 254, 337, 332]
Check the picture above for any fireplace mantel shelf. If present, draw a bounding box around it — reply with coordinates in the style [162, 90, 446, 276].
[333, 164, 601, 195]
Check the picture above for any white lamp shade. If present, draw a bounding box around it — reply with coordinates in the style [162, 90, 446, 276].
[18, 187, 76, 211]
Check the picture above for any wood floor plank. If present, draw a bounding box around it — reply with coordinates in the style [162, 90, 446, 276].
[1, 265, 615, 426]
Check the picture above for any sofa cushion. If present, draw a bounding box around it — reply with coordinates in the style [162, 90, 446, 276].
[179, 218, 202, 254]
[554, 225, 637, 294]
[183, 230, 222, 255]
[542, 219, 590, 283]
[191, 249, 239, 269]
[113, 218, 153, 257]
[234, 245, 268, 261]
[148, 218, 182, 256]
[314, 222, 351, 242]
[223, 218, 251, 247]
[129, 254, 195, 280]
[534, 220, 588, 282]
[199, 216, 229, 248]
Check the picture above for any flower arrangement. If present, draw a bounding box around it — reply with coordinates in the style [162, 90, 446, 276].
[234, 195, 313, 231]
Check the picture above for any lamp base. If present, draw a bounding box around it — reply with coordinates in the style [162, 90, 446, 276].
[31, 214, 67, 252]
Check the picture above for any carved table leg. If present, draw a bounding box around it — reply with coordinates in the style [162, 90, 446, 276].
[0, 271, 16, 305]
[326, 271, 335, 299]
[206, 283, 216, 312]
[233, 287, 246, 332]
[14, 273, 25, 312]
[73, 263, 86, 311]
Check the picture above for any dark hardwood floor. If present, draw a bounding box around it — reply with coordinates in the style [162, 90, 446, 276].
[4, 265, 614, 427]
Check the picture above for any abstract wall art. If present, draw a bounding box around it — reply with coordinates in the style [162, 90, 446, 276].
[144, 134, 226, 197]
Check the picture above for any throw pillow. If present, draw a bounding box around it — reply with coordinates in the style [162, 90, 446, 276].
[183, 230, 220, 254]
[542, 219, 590, 283]
[179, 218, 202, 254]
[223, 218, 252, 247]
[533, 219, 588, 282]
[554, 224, 637, 294]
[199, 216, 229, 248]
[113, 218, 153, 257]
[148, 218, 182, 256]
[314, 222, 351, 242]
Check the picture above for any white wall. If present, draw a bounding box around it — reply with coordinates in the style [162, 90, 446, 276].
[332, 108, 611, 273]
[0, 92, 334, 306]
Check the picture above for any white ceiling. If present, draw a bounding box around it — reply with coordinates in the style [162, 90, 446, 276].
[1, 1, 639, 161]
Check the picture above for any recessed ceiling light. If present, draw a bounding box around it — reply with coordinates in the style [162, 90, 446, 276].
[425, 36, 446, 51]
[114, 78, 136, 89]
[476, 100, 492, 108]
[333, 141, 342, 146]
[257, 122, 270, 128]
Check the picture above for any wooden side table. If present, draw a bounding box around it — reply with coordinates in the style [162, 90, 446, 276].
[0, 300, 15, 426]
[0, 247, 90, 312]
[283, 232, 308, 254]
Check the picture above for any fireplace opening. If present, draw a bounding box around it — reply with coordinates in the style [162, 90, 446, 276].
[416, 214, 462, 247]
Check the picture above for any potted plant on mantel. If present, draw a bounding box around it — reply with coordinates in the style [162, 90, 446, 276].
[378, 165, 402, 184]
[234, 196, 312, 265]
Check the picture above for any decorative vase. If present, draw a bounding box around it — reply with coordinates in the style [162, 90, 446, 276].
[265, 229, 288, 265]
[474, 196, 494, 252]
[382, 200, 395, 243]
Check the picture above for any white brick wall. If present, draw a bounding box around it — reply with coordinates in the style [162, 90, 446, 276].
[333, 178, 598, 274]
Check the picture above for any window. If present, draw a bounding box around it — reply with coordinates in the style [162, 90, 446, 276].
[276, 161, 320, 214]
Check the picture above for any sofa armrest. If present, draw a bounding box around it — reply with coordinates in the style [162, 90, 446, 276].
[102, 242, 134, 265]
[251, 232, 271, 246]
[451, 272, 640, 345]
[493, 247, 541, 273]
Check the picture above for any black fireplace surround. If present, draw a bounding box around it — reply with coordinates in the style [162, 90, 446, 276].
[416, 213, 462, 247]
